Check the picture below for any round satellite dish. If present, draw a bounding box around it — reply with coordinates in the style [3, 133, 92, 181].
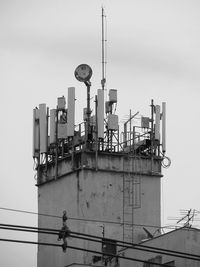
[74, 64, 93, 82]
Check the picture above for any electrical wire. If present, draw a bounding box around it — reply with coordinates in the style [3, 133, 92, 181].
[1, 223, 200, 262]
[68, 233, 200, 262]
[0, 238, 60, 248]
[0, 226, 58, 236]
[0, 207, 61, 219]
[0, 237, 182, 267]
[0, 206, 189, 231]
[69, 230, 200, 261]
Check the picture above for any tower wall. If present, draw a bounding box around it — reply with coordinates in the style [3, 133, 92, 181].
[37, 152, 162, 267]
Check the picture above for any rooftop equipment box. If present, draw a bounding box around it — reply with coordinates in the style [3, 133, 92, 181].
[57, 96, 66, 110]
[109, 89, 117, 103]
[58, 123, 68, 139]
[141, 116, 150, 128]
[108, 114, 118, 131]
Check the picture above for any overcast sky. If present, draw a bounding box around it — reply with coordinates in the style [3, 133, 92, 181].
[1, 0, 200, 266]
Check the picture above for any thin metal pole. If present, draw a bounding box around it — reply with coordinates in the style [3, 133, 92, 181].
[101, 7, 105, 90]
[124, 123, 127, 148]
[133, 126, 135, 153]
[55, 108, 58, 179]
[117, 126, 119, 152]
[129, 109, 131, 148]
[45, 107, 49, 171]
[151, 99, 154, 154]
[122, 157, 125, 242]
[95, 95, 98, 170]
[86, 82, 91, 145]
[71, 137, 74, 170]
[151, 99, 154, 172]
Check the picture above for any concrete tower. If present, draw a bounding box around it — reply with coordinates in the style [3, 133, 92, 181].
[33, 70, 167, 267]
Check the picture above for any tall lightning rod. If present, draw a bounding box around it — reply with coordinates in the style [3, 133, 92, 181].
[101, 7, 106, 90]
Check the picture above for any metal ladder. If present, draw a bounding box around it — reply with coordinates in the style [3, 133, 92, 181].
[123, 155, 141, 243]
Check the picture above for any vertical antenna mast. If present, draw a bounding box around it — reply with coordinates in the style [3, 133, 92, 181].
[101, 7, 106, 90]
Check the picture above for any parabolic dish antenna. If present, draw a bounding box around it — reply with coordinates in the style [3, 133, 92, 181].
[74, 64, 93, 82]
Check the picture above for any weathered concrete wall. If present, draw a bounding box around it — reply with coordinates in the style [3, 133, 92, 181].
[120, 228, 200, 267]
[133, 175, 161, 242]
[38, 168, 124, 266]
[38, 152, 162, 185]
[37, 152, 162, 267]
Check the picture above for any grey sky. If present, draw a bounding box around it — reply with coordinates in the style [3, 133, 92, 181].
[0, 0, 200, 266]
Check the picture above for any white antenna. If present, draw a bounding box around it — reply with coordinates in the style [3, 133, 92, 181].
[67, 87, 75, 137]
[97, 89, 104, 138]
[33, 108, 40, 157]
[50, 109, 56, 144]
[39, 103, 47, 153]
[155, 105, 160, 141]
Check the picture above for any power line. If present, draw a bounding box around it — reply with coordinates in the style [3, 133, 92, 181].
[1, 223, 200, 258]
[70, 230, 200, 261]
[0, 238, 60, 247]
[0, 206, 60, 219]
[0, 206, 191, 230]
[0, 226, 58, 236]
[68, 233, 200, 262]
[1, 223, 200, 262]
[0, 237, 176, 267]
[0, 223, 58, 233]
